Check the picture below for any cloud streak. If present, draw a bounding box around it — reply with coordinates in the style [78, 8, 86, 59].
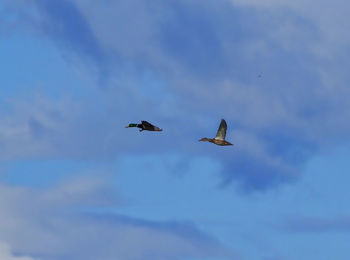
[0, 175, 232, 260]
[0, 243, 37, 260]
[284, 216, 350, 233]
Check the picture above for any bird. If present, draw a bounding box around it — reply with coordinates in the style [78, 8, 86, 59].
[125, 121, 163, 132]
[199, 119, 233, 146]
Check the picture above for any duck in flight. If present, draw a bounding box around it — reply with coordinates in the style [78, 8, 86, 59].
[126, 121, 163, 132]
[199, 119, 233, 146]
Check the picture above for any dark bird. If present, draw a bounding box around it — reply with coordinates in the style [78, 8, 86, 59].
[199, 119, 233, 146]
[126, 121, 162, 132]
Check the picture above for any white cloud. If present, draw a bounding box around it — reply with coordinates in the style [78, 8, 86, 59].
[0, 243, 37, 260]
[230, 0, 350, 57]
[0, 177, 232, 260]
[0, 94, 83, 160]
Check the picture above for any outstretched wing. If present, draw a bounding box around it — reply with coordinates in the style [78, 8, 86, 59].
[141, 121, 155, 128]
[141, 121, 155, 130]
[215, 119, 227, 140]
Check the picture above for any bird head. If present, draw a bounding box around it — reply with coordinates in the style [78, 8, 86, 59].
[126, 123, 137, 128]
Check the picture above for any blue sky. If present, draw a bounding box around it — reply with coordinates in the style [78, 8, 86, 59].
[0, 0, 350, 259]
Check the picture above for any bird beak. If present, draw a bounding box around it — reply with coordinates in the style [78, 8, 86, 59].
[125, 126, 130, 128]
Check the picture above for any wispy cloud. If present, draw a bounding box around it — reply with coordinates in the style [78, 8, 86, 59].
[230, 0, 350, 55]
[284, 216, 350, 233]
[0, 243, 38, 260]
[0, 176, 232, 260]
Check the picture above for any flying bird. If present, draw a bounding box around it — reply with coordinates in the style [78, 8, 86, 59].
[199, 119, 233, 146]
[126, 121, 163, 132]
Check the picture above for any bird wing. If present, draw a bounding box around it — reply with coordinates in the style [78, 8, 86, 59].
[141, 121, 155, 128]
[215, 119, 227, 140]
